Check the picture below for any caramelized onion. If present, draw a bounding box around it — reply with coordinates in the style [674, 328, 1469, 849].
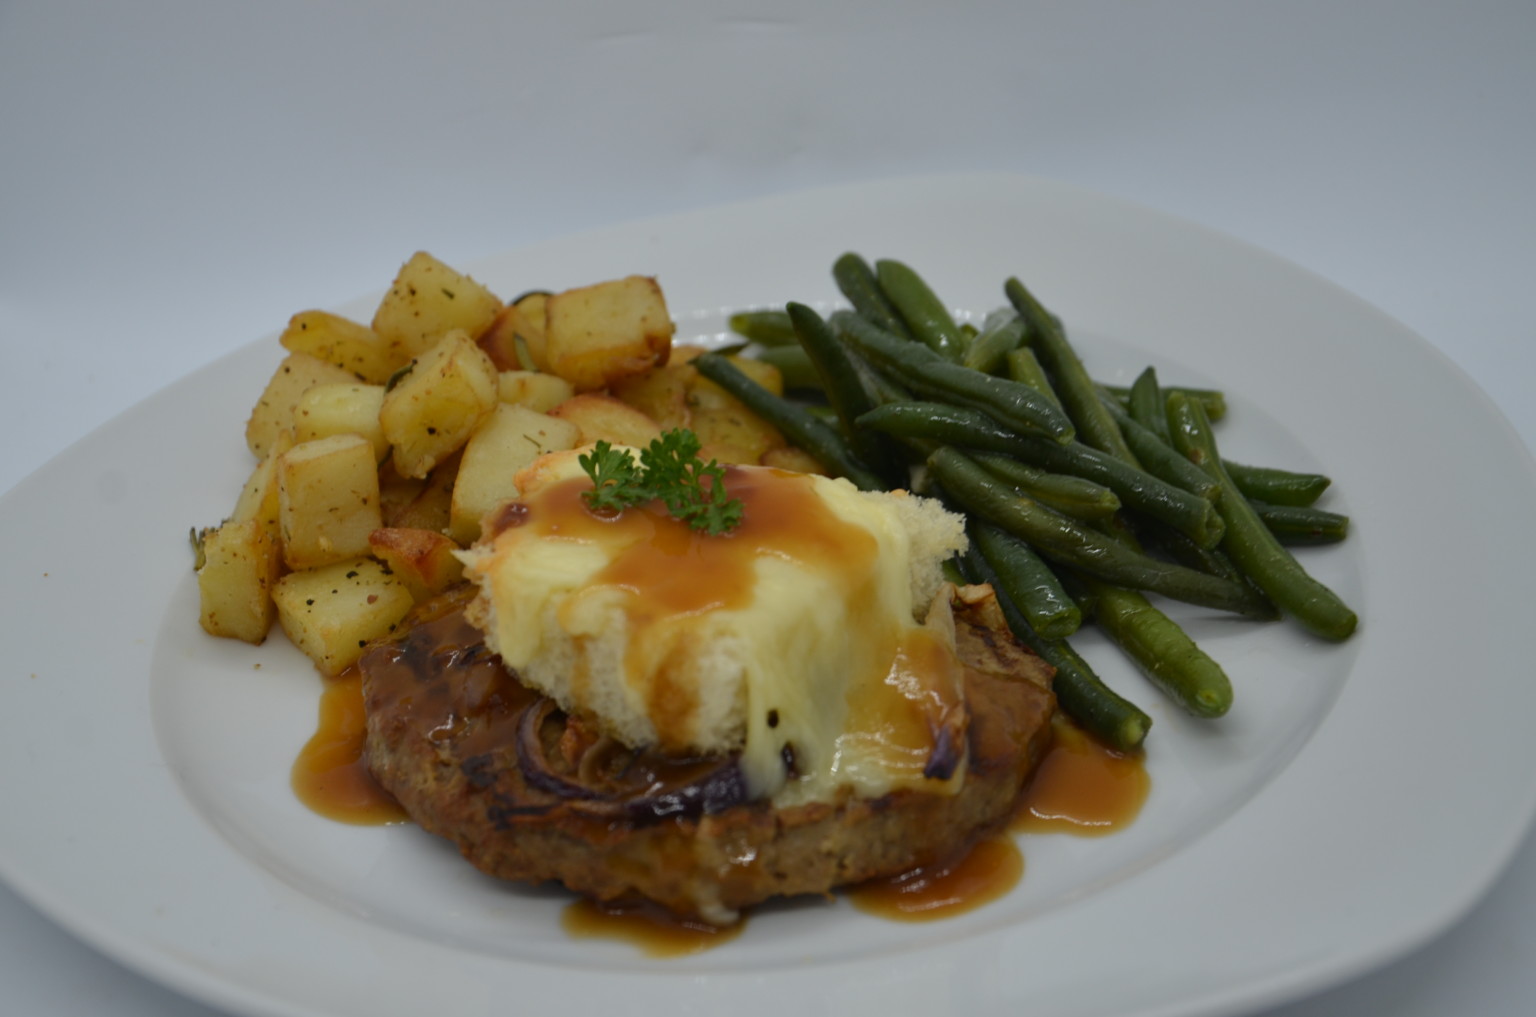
[514, 698, 748, 823]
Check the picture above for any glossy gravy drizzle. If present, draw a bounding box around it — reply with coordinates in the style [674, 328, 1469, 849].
[561, 898, 746, 957]
[849, 720, 1149, 923]
[290, 667, 406, 826]
[291, 656, 1149, 939]
[1013, 719, 1151, 836]
[847, 835, 1024, 921]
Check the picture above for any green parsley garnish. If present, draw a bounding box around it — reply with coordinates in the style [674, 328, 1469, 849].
[578, 429, 744, 535]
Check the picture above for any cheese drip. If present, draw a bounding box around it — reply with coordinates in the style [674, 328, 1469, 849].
[461, 449, 968, 803]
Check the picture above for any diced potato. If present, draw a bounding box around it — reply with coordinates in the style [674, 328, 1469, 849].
[678, 351, 788, 465]
[277, 434, 384, 570]
[509, 291, 549, 370]
[245, 353, 358, 460]
[498, 369, 574, 412]
[609, 362, 692, 430]
[379, 330, 500, 478]
[548, 392, 664, 448]
[668, 345, 707, 365]
[540, 275, 674, 391]
[196, 519, 283, 644]
[230, 431, 294, 542]
[279, 310, 401, 384]
[377, 458, 426, 527]
[448, 404, 580, 545]
[293, 383, 389, 462]
[371, 251, 503, 362]
[760, 444, 830, 476]
[692, 403, 785, 466]
[477, 296, 546, 371]
[686, 351, 784, 412]
[272, 557, 414, 675]
[368, 527, 465, 602]
[387, 452, 459, 532]
[694, 405, 786, 470]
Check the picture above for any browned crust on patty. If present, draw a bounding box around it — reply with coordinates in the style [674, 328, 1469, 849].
[360, 586, 1054, 924]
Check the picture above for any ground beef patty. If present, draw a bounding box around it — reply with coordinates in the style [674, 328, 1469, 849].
[360, 585, 1055, 925]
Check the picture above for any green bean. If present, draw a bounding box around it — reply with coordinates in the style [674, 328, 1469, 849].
[786, 302, 906, 483]
[1167, 393, 1357, 641]
[691, 353, 887, 492]
[750, 345, 823, 391]
[929, 447, 1269, 617]
[727, 309, 798, 347]
[874, 258, 968, 362]
[1104, 383, 1228, 422]
[859, 402, 1225, 548]
[969, 519, 1082, 639]
[961, 546, 1151, 752]
[962, 309, 1027, 375]
[1250, 500, 1350, 546]
[832, 252, 912, 339]
[1126, 366, 1171, 442]
[1074, 578, 1234, 718]
[1004, 346, 1064, 410]
[971, 451, 1121, 522]
[1100, 393, 1220, 500]
[837, 315, 1076, 443]
[1142, 520, 1271, 603]
[826, 312, 919, 406]
[1005, 277, 1139, 464]
[1225, 461, 1332, 507]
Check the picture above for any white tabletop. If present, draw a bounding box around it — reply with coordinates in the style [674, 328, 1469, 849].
[3, 2, 1533, 1014]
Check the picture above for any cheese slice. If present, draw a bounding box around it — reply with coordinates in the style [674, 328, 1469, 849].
[460, 448, 970, 804]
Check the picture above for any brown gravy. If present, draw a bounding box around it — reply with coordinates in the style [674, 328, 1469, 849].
[290, 590, 1147, 940]
[561, 898, 746, 957]
[1014, 719, 1150, 836]
[848, 834, 1023, 921]
[290, 666, 407, 826]
[848, 719, 1149, 922]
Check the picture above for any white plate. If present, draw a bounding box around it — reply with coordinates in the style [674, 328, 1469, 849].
[4, 174, 1535, 1017]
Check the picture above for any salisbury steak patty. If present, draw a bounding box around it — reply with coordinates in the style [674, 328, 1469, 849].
[360, 585, 1055, 925]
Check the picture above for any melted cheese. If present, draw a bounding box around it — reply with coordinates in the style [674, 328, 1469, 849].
[460, 449, 969, 804]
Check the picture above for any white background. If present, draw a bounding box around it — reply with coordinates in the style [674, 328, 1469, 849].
[2, 1, 1532, 1014]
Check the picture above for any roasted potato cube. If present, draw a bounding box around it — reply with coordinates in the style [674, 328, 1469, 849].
[272, 557, 414, 675]
[498, 370, 574, 412]
[692, 404, 785, 466]
[379, 330, 500, 478]
[245, 353, 358, 460]
[196, 519, 282, 644]
[279, 310, 401, 384]
[277, 434, 384, 570]
[508, 291, 549, 370]
[548, 392, 664, 448]
[540, 275, 674, 391]
[377, 458, 426, 527]
[368, 527, 465, 602]
[686, 351, 784, 412]
[609, 362, 692, 430]
[371, 251, 503, 362]
[477, 297, 546, 371]
[293, 383, 388, 461]
[448, 404, 580, 545]
[230, 432, 294, 542]
[760, 444, 830, 475]
[387, 452, 459, 532]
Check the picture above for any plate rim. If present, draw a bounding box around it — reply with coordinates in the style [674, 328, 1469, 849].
[5, 171, 1536, 1017]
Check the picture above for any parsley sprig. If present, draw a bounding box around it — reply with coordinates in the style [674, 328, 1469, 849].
[579, 429, 744, 535]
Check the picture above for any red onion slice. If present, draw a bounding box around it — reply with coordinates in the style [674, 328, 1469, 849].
[513, 698, 748, 823]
